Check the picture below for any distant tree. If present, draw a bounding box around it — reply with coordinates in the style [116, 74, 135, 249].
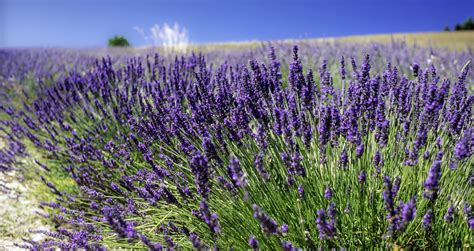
[462, 17, 474, 30]
[108, 36, 130, 47]
[443, 26, 450, 31]
[455, 23, 462, 31]
[452, 17, 474, 31]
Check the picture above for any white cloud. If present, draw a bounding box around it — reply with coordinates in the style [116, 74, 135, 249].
[134, 23, 189, 53]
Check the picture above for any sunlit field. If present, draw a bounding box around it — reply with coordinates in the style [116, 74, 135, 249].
[321, 31, 474, 50]
[185, 31, 474, 51]
[0, 31, 473, 250]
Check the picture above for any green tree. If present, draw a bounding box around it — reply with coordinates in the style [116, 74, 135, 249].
[108, 36, 130, 47]
[453, 17, 474, 31]
[461, 17, 474, 30]
[454, 23, 462, 31]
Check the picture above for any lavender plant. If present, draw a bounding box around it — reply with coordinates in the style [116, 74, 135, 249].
[0, 42, 472, 250]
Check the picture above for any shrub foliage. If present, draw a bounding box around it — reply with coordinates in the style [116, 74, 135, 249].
[0, 44, 472, 250]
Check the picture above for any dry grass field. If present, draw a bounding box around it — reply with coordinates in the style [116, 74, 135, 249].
[190, 31, 474, 51]
[330, 31, 474, 50]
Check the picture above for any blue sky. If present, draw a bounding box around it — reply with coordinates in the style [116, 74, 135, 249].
[0, 0, 473, 47]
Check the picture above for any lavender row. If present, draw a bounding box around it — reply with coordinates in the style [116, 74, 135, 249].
[0, 43, 472, 249]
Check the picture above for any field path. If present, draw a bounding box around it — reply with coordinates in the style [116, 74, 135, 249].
[0, 170, 47, 250]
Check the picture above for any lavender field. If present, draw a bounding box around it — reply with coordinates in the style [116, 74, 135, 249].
[0, 37, 473, 250]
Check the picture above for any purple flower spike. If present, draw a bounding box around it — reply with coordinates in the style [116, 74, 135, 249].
[340, 56, 346, 80]
[340, 150, 349, 168]
[252, 204, 279, 235]
[298, 185, 305, 199]
[401, 197, 417, 224]
[444, 205, 455, 224]
[190, 152, 212, 198]
[356, 143, 364, 157]
[464, 203, 474, 230]
[423, 160, 442, 202]
[316, 208, 336, 240]
[227, 157, 247, 188]
[358, 170, 366, 183]
[281, 240, 300, 251]
[189, 233, 205, 249]
[324, 186, 333, 199]
[422, 210, 433, 230]
[248, 235, 259, 250]
[454, 128, 473, 161]
[193, 200, 220, 234]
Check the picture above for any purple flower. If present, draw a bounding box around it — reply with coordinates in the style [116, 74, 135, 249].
[281, 240, 300, 251]
[190, 152, 212, 198]
[375, 99, 389, 146]
[202, 132, 219, 161]
[464, 203, 473, 230]
[436, 150, 444, 161]
[298, 185, 305, 199]
[340, 150, 349, 168]
[302, 70, 316, 111]
[252, 204, 279, 235]
[288, 46, 305, 96]
[189, 233, 205, 249]
[454, 128, 473, 161]
[227, 157, 247, 188]
[382, 176, 402, 236]
[290, 148, 305, 177]
[423, 160, 442, 202]
[422, 210, 433, 230]
[342, 105, 359, 143]
[316, 208, 336, 240]
[373, 149, 382, 167]
[318, 106, 332, 148]
[248, 235, 259, 250]
[401, 197, 417, 224]
[192, 200, 220, 234]
[411, 63, 420, 77]
[254, 153, 270, 181]
[217, 176, 235, 192]
[324, 186, 333, 199]
[356, 143, 364, 157]
[358, 170, 366, 183]
[327, 202, 337, 219]
[382, 176, 395, 213]
[340, 56, 346, 80]
[254, 123, 268, 150]
[444, 205, 455, 224]
[413, 125, 428, 152]
[125, 221, 136, 239]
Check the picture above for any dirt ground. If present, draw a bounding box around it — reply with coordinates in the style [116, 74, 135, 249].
[0, 171, 47, 251]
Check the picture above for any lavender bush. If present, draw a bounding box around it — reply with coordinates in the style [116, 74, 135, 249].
[0, 41, 472, 249]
